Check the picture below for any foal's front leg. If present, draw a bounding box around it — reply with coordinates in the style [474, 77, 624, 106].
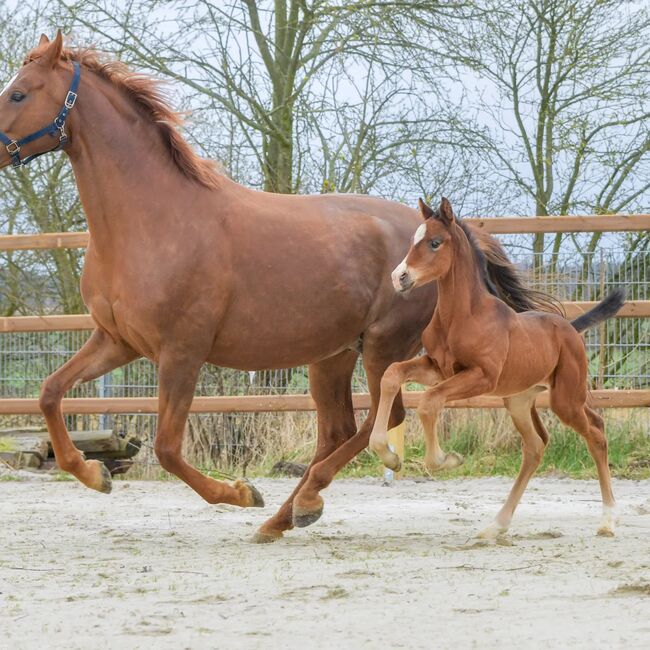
[154, 353, 264, 508]
[369, 355, 440, 470]
[399, 367, 496, 472]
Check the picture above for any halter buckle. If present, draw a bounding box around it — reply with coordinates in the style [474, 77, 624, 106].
[64, 91, 77, 109]
[6, 141, 20, 155]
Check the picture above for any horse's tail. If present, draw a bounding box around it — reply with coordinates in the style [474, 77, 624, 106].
[469, 226, 565, 315]
[570, 288, 626, 333]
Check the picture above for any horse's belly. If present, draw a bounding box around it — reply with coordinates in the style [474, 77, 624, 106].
[207, 313, 363, 370]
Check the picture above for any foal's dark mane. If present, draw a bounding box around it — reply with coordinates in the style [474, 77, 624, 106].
[24, 44, 222, 190]
[433, 207, 564, 315]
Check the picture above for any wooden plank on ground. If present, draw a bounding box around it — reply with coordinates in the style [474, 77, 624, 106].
[0, 389, 647, 414]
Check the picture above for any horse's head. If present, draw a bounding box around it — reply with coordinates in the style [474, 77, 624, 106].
[392, 197, 457, 292]
[0, 31, 79, 169]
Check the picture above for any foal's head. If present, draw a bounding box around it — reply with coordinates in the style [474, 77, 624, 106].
[0, 31, 75, 168]
[392, 197, 460, 292]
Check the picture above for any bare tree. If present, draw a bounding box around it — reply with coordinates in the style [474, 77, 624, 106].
[55, 0, 479, 195]
[446, 0, 650, 265]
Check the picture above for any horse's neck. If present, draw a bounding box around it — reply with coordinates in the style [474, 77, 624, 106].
[65, 72, 218, 249]
[435, 228, 491, 329]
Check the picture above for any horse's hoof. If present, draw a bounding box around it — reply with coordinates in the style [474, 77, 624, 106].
[597, 525, 615, 538]
[251, 528, 284, 544]
[88, 460, 112, 494]
[236, 479, 265, 508]
[292, 498, 324, 528]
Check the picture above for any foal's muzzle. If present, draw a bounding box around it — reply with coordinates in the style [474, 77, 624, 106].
[391, 266, 415, 293]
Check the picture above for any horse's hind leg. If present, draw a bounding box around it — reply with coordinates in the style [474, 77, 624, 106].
[39, 328, 139, 492]
[154, 354, 263, 508]
[252, 350, 359, 543]
[291, 347, 411, 528]
[478, 388, 547, 540]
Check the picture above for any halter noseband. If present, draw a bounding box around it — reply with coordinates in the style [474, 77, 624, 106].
[0, 61, 80, 168]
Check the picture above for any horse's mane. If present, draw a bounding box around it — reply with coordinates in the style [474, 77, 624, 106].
[24, 44, 222, 190]
[430, 206, 564, 315]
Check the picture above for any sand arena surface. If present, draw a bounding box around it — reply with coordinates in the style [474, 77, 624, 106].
[1, 476, 649, 649]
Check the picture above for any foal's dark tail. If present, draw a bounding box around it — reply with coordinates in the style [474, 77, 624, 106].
[571, 288, 626, 333]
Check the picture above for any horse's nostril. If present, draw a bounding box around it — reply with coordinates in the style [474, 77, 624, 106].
[400, 272, 408, 282]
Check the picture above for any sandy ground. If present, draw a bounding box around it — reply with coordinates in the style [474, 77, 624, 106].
[1, 476, 649, 650]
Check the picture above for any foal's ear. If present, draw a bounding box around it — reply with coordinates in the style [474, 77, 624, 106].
[417, 198, 435, 221]
[38, 34, 50, 47]
[41, 30, 64, 68]
[438, 196, 454, 225]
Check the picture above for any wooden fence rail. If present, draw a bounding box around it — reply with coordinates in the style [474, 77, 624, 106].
[2, 300, 649, 333]
[0, 214, 649, 252]
[1, 389, 648, 415]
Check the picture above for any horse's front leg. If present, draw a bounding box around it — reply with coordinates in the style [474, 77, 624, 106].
[153, 353, 264, 508]
[369, 355, 441, 470]
[39, 328, 139, 492]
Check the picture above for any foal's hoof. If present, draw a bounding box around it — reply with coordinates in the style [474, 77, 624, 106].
[381, 451, 402, 472]
[426, 451, 464, 473]
[251, 527, 284, 544]
[477, 521, 508, 541]
[87, 460, 112, 494]
[292, 497, 324, 528]
[235, 479, 265, 508]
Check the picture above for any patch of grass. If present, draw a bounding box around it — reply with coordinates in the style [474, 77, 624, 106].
[336, 410, 650, 481]
[0, 437, 17, 452]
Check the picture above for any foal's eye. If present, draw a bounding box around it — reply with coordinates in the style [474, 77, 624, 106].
[430, 239, 441, 250]
[9, 91, 25, 103]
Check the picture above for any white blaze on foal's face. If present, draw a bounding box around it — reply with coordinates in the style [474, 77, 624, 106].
[413, 223, 427, 245]
[391, 224, 428, 291]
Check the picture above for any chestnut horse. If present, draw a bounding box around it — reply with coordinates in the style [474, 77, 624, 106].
[0, 33, 548, 543]
[370, 197, 625, 538]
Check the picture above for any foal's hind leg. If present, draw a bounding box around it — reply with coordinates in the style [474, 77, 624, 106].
[478, 388, 547, 540]
[154, 354, 263, 508]
[551, 395, 616, 536]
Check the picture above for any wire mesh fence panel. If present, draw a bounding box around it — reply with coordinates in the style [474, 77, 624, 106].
[1, 244, 648, 470]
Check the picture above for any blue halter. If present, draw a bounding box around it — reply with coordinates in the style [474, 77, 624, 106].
[0, 61, 81, 168]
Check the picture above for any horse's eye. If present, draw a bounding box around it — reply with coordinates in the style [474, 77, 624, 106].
[10, 91, 25, 103]
[430, 239, 441, 250]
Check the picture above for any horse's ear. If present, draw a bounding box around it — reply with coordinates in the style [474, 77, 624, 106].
[439, 196, 454, 225]
[418, 198, 434, 221]
[38, 34, 50, 46]
[41, 30, 63, 68]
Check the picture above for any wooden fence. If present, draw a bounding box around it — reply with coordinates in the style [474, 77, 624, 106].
[1, 213, 648, 413]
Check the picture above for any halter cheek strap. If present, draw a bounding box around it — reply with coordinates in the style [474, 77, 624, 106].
[0, 61, 81, 168]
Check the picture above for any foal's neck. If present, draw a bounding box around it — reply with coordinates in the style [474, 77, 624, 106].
[435, 225, 492, 328]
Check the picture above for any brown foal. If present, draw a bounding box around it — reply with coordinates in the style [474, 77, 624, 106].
[370, 197, 625, 538]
